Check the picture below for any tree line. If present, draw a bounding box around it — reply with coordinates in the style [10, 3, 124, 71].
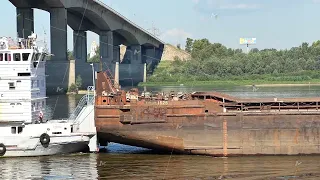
[148, 38, 320, 83]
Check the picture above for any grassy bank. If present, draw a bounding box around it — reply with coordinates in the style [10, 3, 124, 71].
[139, 79, 320, 87]
[142, 58, 320, 87]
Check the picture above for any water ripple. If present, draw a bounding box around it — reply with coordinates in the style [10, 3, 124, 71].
[0, 151, 320, 179]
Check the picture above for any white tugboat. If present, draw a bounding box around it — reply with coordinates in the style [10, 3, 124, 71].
[0, 33, 96, 157]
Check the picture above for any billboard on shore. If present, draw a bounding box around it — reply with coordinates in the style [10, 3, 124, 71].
[240, 38, 256, 45]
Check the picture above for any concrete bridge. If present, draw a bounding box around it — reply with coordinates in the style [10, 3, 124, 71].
[9, 0, 164, 94]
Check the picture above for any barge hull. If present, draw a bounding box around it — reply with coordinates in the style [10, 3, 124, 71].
[96, 112, 320, 156]
[94, 71, 320, 156]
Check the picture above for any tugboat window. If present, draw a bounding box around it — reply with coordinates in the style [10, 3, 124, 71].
[13, 53, 21, 61]
[8, 82, 15, 90]
[35, 53, 40, 61]
[11, 127, 16, 134]
[22, 53, 30, 61]
[5, 53, 11, 61]
[41, 54, 46, 61]
[33, 61, 38, 68]
[0, 53, 3, 61]
[18, 127, 23, 134]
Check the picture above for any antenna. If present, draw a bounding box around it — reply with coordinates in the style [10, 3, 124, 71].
[147, 22, 161, 37]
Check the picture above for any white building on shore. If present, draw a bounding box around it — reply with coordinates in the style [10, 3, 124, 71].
[89, 41, 98, 59]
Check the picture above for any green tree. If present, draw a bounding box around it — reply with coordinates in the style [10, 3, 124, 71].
[185, 38, 193, 53]
[146, 38, 320, 83]
[250, 48, 259, 53]
[75, 75, 82, 89]
[68, 83, 78, 93]
[88, 47, 100, 63]
[67, 49, 74, 60]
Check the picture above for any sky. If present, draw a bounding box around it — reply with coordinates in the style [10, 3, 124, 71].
[1, 0, 320, 52]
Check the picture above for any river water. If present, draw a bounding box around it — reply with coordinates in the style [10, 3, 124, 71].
[2, 85, 320, 179]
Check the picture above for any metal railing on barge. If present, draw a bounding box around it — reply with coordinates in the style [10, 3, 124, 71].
[191, 91, 320, 114]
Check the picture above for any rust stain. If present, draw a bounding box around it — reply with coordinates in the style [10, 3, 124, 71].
[273, 129, 280, 147]
[294, 129, 300, 144]
[223, 119, 228, 157]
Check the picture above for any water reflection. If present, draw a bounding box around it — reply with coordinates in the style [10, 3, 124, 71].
[46, 94, 82, 120]
[0, 154, 98, 180]
[24, 85, 320, 179]
[0, 151, 320, 179]
[96, 154, 320, 179]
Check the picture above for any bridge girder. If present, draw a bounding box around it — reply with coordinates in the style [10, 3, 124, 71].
[9, 0, 164, 48]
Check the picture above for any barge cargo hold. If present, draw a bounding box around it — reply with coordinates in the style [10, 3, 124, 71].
[95, 71, 320, 156]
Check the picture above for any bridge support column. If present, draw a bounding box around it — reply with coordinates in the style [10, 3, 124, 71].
[127, 45, 142, 64]
[156, 44, 164, 61]
[73, 31, 87, 62]
[100, 31, 114, 73]
[50, 8, 67, 61]
[143, 46, 163, 74]
[119, 45, 144, 86]
[46, 8, 68, 95]
[153, 45, 164, 67]
[16, 8, 34, 38]
[73, 31, 92, 89]
[113, 46, 120, 63]
[145, 48, 157, 63]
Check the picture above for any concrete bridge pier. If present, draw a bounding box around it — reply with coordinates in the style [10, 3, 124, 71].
[16, 8, 34, 38]
[142, 45, 163, 75]
[50, 8, 68, 62]
[113, 46, 120, 63]
[119, 45, 144, 85]
[144, 48, 157, 74]
[73, 30, 95, 89]
[100, 31, 114, 72]
[126, 45, 142, 64]
[156, 44, 164, 59]
[46, 8, 69, 94]
[152, 45, 164, 70]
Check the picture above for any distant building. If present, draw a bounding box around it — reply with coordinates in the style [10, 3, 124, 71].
[89, 41, 98, 59]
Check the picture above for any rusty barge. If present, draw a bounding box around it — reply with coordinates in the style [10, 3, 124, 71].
[95, 71, 320, 156]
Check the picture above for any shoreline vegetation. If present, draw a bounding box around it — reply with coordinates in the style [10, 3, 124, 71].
[140, 38, 320, 88]
[139, 80, 320, 87]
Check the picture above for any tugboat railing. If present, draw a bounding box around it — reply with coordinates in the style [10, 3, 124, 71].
[68, 86, 95, 121]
